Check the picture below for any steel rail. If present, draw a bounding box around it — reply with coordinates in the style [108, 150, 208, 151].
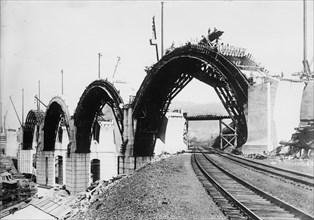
[194, 153, 262, 220]
[202, 152, 314, 220]
[214, 150, 314, 187]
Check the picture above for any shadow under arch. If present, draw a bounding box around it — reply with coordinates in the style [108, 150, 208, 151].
[43, 97, 71, 151]
[132, 44, 250, 156]
[23, 110, 45, 150]
[74, 79, 124, 153]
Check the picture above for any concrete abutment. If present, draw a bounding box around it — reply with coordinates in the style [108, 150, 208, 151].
[243, 79, 306, 154]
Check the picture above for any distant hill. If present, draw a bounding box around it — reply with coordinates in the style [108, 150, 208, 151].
[169, 100, 229, 142]
[169, 101, 227, 116]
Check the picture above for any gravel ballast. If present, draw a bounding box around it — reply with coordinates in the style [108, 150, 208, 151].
[72, 154, 226, 220]
[208, 154, 314, 216]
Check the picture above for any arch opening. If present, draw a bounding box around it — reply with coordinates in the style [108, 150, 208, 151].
[55, 155, 63, 185]
[91, 158, 100, 183]
[133, 44, 250, 156]
[43, 98, 70, 151]
[22, 110, 44, 150]
[74, 80, 124, 153]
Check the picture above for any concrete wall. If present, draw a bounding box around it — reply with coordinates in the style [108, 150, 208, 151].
[66, 152, 90, 194]
[5, 130, 19, 157]
[242, 82, 271, 154]
[90, 121, 118, 181]
[273, 80, 304, 144]
[54, 126, 69, 185]
[66, 120, 121, 193]
[36, 126, 69, 187]
[155, 111, 187, 155]
[243, 79, 305, 154]
[36, 151, 55, 186]
[18, 149, 36, 174]
[117, 156, 153, 175]
[300, 81, 314, 121]
[17, 127, 38, 174]
[0, 132, 6, 155]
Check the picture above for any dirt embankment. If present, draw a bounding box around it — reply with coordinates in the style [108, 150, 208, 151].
[70, 154, 226, 220]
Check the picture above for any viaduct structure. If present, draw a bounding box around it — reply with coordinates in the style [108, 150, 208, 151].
[17, 42, 312, 193]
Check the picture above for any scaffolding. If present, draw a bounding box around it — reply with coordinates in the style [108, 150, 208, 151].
[219, 119, 237, 150]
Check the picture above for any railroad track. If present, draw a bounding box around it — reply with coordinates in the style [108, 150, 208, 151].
[210, 149, 314, 189]
[192, 152, 314, 220]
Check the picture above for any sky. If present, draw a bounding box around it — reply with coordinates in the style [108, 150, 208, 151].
[1, 0, 313, 130]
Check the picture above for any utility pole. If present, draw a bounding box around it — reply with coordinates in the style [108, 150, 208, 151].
[0, 101, 2, 133]
[98, 53, 102, 79]
[161, 2, 164, 57]
[150, 16, 159, 61]
[34, 95, 47, 108]
[22, 88, 24, 126]
[0, 57, 2, 132]
[112, 56, 121, 84]
[9, 96, 22, 127]
[38, 80, 40, 111]
[303, 0, 307, 68]
[61, 69, 64, 95]
[302, 0, 311, 76]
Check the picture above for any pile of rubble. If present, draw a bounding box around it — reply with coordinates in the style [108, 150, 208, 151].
[64, 175, 125, 219]
[236, 121, 314, 162]
[279, 121, 314, 159]
[0, 155, 37, 211]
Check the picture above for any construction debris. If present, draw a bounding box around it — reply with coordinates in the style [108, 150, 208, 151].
[279, 121, 314, 159]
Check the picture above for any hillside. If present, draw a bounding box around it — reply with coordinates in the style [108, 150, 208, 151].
[169, 101, 227, 116]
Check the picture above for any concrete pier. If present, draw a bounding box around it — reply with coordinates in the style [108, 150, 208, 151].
[36, 151, 55, 186]
[243, 79, 305, 154]
[155, 111, 187, 155]
[66, 152, 90, 193]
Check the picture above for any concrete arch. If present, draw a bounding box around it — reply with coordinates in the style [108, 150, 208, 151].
[43, 97, 71, 151]
[74, 79, 124, 153]
[22, 110, 45, 150]
[132, 44, 250, 156]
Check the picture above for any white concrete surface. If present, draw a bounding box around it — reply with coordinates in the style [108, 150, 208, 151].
[155, 111, 187, 155]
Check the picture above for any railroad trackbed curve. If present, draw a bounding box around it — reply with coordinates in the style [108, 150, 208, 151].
[211, 150, 314, 190]
[192, 151, 314, 220]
